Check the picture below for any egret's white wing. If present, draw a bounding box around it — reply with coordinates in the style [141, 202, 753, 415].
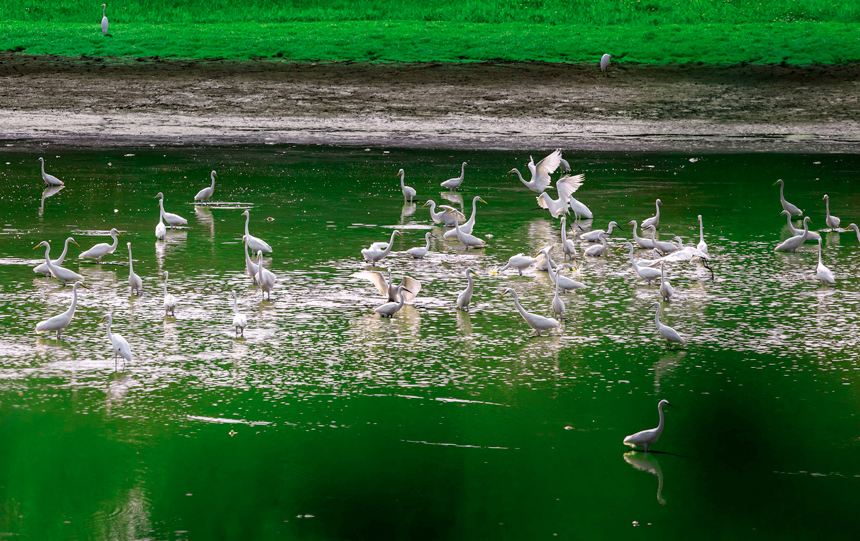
[556, 174, 585, 201]
[536, 195, 549, 210]
[352, 271, 389, 297]
[536, 150, 563, 176]
[400, 276, 421, 304]
[438, 205, 466, 223]
[368, 242, 389, 251]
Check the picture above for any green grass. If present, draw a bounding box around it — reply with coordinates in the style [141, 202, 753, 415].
[2, 20, 859, 64]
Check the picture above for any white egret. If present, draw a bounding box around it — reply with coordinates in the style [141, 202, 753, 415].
[535, 245, 557, 271]
[155, 193, 188, 228]
[163, 271, 177, 316]
[541, 250, 585, 292]
[38, 157, 64, 187]
[361, 230, 402, 264]
[847, 223, 860, 242]
[34, 237, 78, 276]
[240, 210, 272, 253]
[780, 210, 820, 241]
[620, 242, 661, 285]
[155, 213, 166, 240]
[79, 228, 121, 264]
[646, 225, 679, 255]
[583, 233, 609, 257]
[775, 216, 811, 253]
[773, 179, 802, 216]
[407, 232, 432, 259]
[568, 195, 593, 222]
[456, 268, 479, 311]
[194, 170, 217, 203]
[537, 174, 584, 219]
[34, 241, 84, 286]
[441, 162, 467, 191]
[443, 196, 486, 239]
[559, 157, 571, 173]
[256, 251, 276, 300]
[231, 290, 248, 337]
[823, 194, 841, 231]
[581, 220, 621, 243]
[353, 268, 420, 304]
[651, 302, 685, 346]
[127, 242, 142, 295]
[500, 288, 560, 336]
[560, 216, 576, 260]
[600, 53, 611, 75]
[242, 235, 260, 284]
[397, 169, 416, 203]
[35, 282, 86, 339]
[551, 270, 565, 320]
[509, 149, 563, 193]
[641, 199, 662, 230]
[448, 208, 486, 249]
[101, 4, 109, 36]
[623, 399, 672, 453]
[627, 220, 655, 249]
[374, 285, 410, 318]
[815, 237, 835, 286]
[659, 263, 673, 301]
[696, 215, 708, 255]
[498, 254, 537, 276]
[648, 237, 709, 265]
[101, 314, 133, 366]
[423, 200, 465, 227]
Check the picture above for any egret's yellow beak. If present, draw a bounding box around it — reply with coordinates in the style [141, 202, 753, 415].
[479, 198, 487, 204]
[499, 291, 508, 298]
[32, 244, 41, 250]
[72, 240, 80, 246]
[98, 317, 105, 323]
[422, 201, 430, 207]
[616, 246, 624, 251]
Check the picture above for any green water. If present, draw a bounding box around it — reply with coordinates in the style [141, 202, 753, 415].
[0, 146, 858, 539]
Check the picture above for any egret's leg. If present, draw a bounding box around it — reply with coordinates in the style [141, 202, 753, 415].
[518, 269, 523, 276]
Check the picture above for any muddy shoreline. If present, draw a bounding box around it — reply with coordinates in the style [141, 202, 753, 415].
[1, 54, 859, 152]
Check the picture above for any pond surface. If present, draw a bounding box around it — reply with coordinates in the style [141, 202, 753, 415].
[0, 146, 859, 539]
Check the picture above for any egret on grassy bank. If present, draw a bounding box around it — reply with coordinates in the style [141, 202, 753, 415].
[155, 193, 187, 228]
[398, 169, 417, 203]
[231, 290, 247, 337]
[241, 210, 272, 253]
[34, 237, 78, 276]
[194, 170, 217, 203]
[497, 254, 537, 276]
[623, 399, 672, 453]
[500, 288, 560, 337]
[600, 54, 611, 75]
[823, 194, 841, 231]
[815, 237, 835, 286]
[100, 314, 132, 366]
[651, 302, 685, 346]
[79, 228, 121, 264]
[407, 232, 432, 259]
[34, 241, 84, 286]
[441, 162, 467, 191]
[774, 179, 802, 216]
[456, 268, 479, 311]
[38, 157, 63, 187]
[361, 230, 402, 264]
[127, 242, 142, 295]
[101, 4, 109, 36]
[509, 149, 563, 193]
[443, 196, 486, 239]
[35, 282, 86, 339]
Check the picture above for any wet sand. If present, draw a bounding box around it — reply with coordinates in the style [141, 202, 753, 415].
[1, 54, 859, 151]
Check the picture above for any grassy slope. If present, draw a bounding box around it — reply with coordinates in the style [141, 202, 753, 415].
[1, 20, 859, 64]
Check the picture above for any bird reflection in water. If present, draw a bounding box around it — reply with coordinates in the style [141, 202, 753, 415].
[194, 205, 215, 238]
[440, 192, 464, 208]
[400, 202, 417, 221]
[39, 185, 64, 217]
[624, 451, 666, 505]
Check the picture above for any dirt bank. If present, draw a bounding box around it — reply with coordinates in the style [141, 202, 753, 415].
[1, 54, 859, 151]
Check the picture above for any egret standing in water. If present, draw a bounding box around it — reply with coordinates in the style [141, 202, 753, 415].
[497, 254, 537, 276]
[79, 228, 121, 264]
[240, 210, 272, 253]
[423, 200, 464, 227]
[773, 179, 802, 216]
[127, 242, 142, 295]
[38, 157, 64, 187]
[397, 169, 416, 203]
[822, 194, 841, 231]
[537, 174, 583, 219]
[443, 196, 486, 239]
[155, 193, 188, 228]
[627, 220, 655, 249]
[584, 233, 609, 257]
[374, 285, 410, 318]
[551, 270, 566, 320]
[448, 208, 486, 249]
[230, 291, 248, 337]
[353, 268, 420, 304]
[847, 223, 860, 242]
[623, 399, 672, 453]
[155, 213, 166, 240]
[34, 237, 78, 276]
[500, 288, 560, 337]
[101, 4, 109, 36]
[560, 216, 577, 260]
[256, 251, 276, 300]
[440, 162, 467, 191]
[775, 216, 812, 253]
[194, 170, 217, 203]
[642, 199, 663, 230]
[581, 220, 621, 243]
[456, 268, 479, 311]
[780, 210, 820, 241]
[34, 241, 84, 286]
[163, 271, 177, 316]
[600, 53, 611, 76]
[620, 242, 661, 285]
[509, 149, 563, 193]
[696, 215, 708, 255]
[815, 237, 835, 286]
[406, 232, 432, 259]
[35, 282, 86, 339]
[651, 302, 685, 346]
[659, 263, 673, 301]
[101, 314, 132, 367]
[361, 230, 402, 264]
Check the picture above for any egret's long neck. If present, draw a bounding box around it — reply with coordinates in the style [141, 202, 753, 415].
[65, 284, 79, 318]
[427, 201, 436, 217]
[655, 201, 660, 219]
[818, 241, 823, 265]
[395, 288, 406, 310]
[109, 231, 118, 250]
[510, 293, 529, 319]
[40, 160, 46, 175]
[653, 307, 661, 328]
[382, 231, 398, 255]
[468, 197, 479, 224]
[631, 222, 639, 240]
[211, 173, 216, 189]
[607, 223, 615, 235]
[460, 162, 466, 178]
[698, 217, 704, 242]
[779, 181, 785, 203]
[106, 321, 114, 344]
[57, 239, 71, 263]
[656, 403, 666, 433]
[628, 245, 636, 264]
[561, 222, 568, 244]
[399, 172, 405, 189]
[802, 219, 809, 235]
[42, 244, 53, 266]
[785, 212, 793, 230]
[257, 253, 264, 282]
[163, 278, 168, 295]
[244, 213, 251, 236]
[232, 296, 239, 314]
[650, 227, 657, 242]
[128, 246, 134, 272]
[424, 235, 431, 250]
[825, 197, 831, 218]
[103, 5, 106, 17]
[512, 169, 528, 187]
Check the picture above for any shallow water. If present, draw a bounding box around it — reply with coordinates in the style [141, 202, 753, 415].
[0, 146, 859, 538]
